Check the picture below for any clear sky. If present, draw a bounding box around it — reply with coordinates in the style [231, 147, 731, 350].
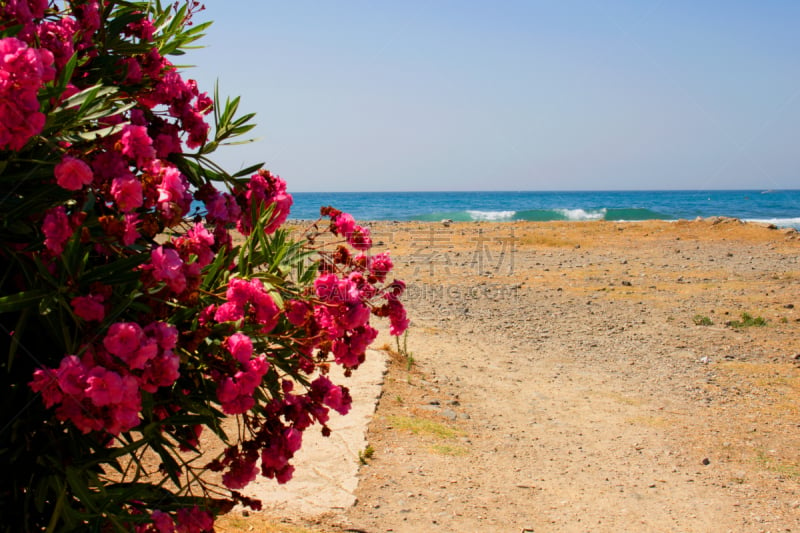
[185, 1, 799, 192]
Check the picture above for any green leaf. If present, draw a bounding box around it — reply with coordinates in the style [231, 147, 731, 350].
[232, 162, 264, 178]
[81, 254, 148, 284]
[0, 289, 48, 314]
[70, 123, 127, 142]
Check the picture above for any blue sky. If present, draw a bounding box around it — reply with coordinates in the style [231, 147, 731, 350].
[185, 2, 799, 192]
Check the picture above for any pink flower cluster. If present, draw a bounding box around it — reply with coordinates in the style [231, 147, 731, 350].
[209, 385, 320, 488]
[29, 321, 179, 435]
[136, 506, 214, 533]
[237, 169, 294, 235]
[71, 284, 109, 322]
[55, 156, 94, 191]
[0, 37, 54, 150]
[330, 211, 372, 250]
[139, 222, 216, 298]
[209, 422, 302, 488]
[0, 0, 49, 40]
[216, 352, 270, 415]
[211, 277, 280, 331]
[313, 272, 379, 368]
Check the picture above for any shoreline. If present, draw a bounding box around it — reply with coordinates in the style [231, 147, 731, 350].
[287, 216, 800, 230]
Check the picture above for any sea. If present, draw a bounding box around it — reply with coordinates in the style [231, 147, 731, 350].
[284, 190, 800, 229]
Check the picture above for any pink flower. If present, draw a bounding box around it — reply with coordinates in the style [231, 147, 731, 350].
[237, 170, 293, 235]
[314, 306, 342, 337]
[312, 375, 352, 415]
[0, 0, 48, 39]
[251, 286, 280, 331]
[247, 354, 269, 377]
[284, 427, 302, 454]
[222, 456, 258, 490]
[120, 56, 142, 84]
[225, 278, 253, 307]
[213, 302, 242, 323]
[72, 0, 102, 43]
[29, 367, 62, 408]
[152, 125, 182, 159]
[387, 298, 409, 336]
[119, 124, 155, 167]
[90, 150, 128, 184]
[225, 332, 253, 365]
[145, 322, 178, 351]
[156, 164, 187, 204]
[71, 294, 105, 322]
[42, 205, 72, 254]
[56, 397, 104, 433]
[181, 106, 209, 149]
[214, 278, 280, 331]
[103, 322, 143, 358]
[53, 355, 87, 397]
[0, 37, 55, 150]
[103, 375, 142, 434]
[314, 273, 345, 303]
[339, 302, 371, 330]
[36, 18, 77, 70]
[173, 222, 214, 267]
[220, 393, 254, 415]
[370, 252, 393, 282]
[175, 506, 214, 533]
[152, 162, 191, 224]
[125, 16, 156, 41]
[84, 366, 124, 407]
[332, 213, 356, 237]
[140, 350, 180, 392]
[204, 190, 241, 224]
[30, 352, 145, 436]
[149, 510, 175, 533]
[122, 213, 140, 246]
[348, 225, 372, 250]
[125, 337, 157, 369]
[111, 175, 143, 212]
[284, 300, 311, 326]
[149, 246, 186, 293]
[216, 377, 239, 405]
[260, 427, 302, 484]
[216, 355, 268, 414]
[332, 339, 360, 368]
[324, 383, 351, 415]
[195, 91, 213, 115]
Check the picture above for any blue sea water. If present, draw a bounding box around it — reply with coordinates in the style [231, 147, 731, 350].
[285, 190, 800, 229]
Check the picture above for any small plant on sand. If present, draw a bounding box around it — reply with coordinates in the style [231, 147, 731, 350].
[756, 451, 800, 479]
[358, 444, 375, 465]
[430, 443, 469, 456]
[388, 415, 461, 439]
[395, 329, 415, 370]
[693, 314, 714, 326]
[727, 312, 768, 328]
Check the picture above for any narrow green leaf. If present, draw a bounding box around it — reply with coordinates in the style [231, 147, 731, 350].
[0, 289, 48, 314]
[232, 162, 264, 178]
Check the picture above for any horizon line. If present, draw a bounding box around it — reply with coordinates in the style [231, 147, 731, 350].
[289, 187, 800, 194]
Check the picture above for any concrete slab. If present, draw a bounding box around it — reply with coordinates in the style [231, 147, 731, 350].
[239, 349, 388, 516]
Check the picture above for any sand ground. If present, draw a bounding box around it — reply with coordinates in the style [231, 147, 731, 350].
[221, 218, 800, 533]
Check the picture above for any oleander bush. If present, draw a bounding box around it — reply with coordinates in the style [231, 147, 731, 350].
[0, 2, 407, 531]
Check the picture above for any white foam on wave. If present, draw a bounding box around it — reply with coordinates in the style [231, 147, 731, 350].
[555, 208, 606, 221]
[467, 210, 516, 221]
[745, 217, 800, 229]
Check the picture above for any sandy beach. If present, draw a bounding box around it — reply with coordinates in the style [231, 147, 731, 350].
[223, 218, 800, 532]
